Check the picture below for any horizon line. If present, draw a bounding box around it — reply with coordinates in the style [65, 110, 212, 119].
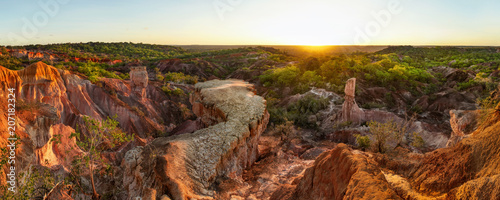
[2, 42, 500, 48]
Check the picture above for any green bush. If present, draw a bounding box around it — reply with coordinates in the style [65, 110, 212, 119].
[76, 61, 121, 82]
[355, 134, 371, 151]
[163, 72, 198, 84]
[0, 55, 24, 70]
[259, 65, 300, 88]
[477, 95, 500, 127]
[287, 94, 329, 128]
[368, 120, 397, 153]
[411, 132, 425, 148]
[162, 85, 185, 96]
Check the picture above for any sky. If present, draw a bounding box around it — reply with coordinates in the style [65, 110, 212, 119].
[0, 0, 499, 46]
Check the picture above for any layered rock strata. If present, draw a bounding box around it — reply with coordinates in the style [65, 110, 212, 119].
[120, 80, 269, 200]
[0, 62, 180, 138]
[272, 144, 401, 200]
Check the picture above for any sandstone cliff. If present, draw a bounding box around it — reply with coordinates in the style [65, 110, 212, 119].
[0, 62, 188, 193]
[0, 62, 185, 138]
[293, 143, 400, 200]
[119, 80, 269, 200]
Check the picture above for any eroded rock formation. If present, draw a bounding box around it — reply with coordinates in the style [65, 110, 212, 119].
[36, 124, 82, 171]
[277, 102, 500, 199]
[119, 79, 269, 200]
[272, 144, 401, 200]
[0, 62, 188, 191]
[130, 66, 148, 99]
[341, 78, 364, 124]
[0, 62, 184, 138]
[446, 110, 478, 147]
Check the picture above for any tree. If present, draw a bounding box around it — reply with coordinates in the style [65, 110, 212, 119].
[0, 164, 55, 200]
[354, 134, 371, 151]
[368, 120, 396, 153]
[393, 114, 417, 148]
[299, 57, 321, 71]
[368, 115, 419, 153]
[68, 115, 133, 199]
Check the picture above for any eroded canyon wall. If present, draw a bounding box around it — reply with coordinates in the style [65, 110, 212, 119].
[119, 80, 269, 200]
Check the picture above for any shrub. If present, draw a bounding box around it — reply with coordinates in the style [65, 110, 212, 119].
[119, 72, 130, 80]
[287, 94, 329, 128]
[333, 120, 353, 130]
[0, 166, 56, 199]
[368, 120, 397, 153]
[162, 84, 185, 96]
[300, 71, 324, 87]
[411, 132, 425, 148]
[456, 79, 479, 91]
[52, 115, 133, 199]
[298, 57, 321, 71]
[76, 61, 121, 81]
[259, 65, 300, 88]
[355, 134, 371, 151]
[163, 72, 198, 84]
[273, 119, 296, 139]
[477, 95, 500, 127]
[362, 102, 385, 109]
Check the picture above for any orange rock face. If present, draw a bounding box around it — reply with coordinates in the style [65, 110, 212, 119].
[409, 106, 500, 198]
[36, 124, 83, 171]
[0, 62, 183, 138]
[284, 102, 500, 199]
[119, 80, 269, 200]
[275, 143, 401, 200]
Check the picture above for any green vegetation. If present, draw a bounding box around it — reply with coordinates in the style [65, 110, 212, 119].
[411, 132, 425, 148]
[355, 134, 371, 151]
[0, 55, 24, 70]
[378, 46, 500, 69]
[75, 61, 122, 83]
[0, 166, 56, 200]
[260, 53, 433, 96]
[267, 94, 329, 128]
[22, 42, 186, 61]
[366, 116, 420, 153]
[477, 93, 500, 127]
[162, 72, 198, 84]
[52, 115, 133, 200]
[1, 138, 56, 199]
[162, 84, 186, 96]
[260, 65, 324, 94]
[368, 120, 397, 153]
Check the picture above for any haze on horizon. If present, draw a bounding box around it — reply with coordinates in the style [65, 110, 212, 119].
[1, 0, 499, 46]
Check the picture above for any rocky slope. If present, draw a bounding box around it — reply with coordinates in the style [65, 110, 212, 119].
[272, 143, 401, 200]
[271, 98, 500, 200]
[409, 102, 500, 199]
[118, 80, 269, 200]
[0, 62, 189, 197]
[0, 62, 186, 138]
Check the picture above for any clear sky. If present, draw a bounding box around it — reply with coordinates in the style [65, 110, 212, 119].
[0, 0, 499, 46]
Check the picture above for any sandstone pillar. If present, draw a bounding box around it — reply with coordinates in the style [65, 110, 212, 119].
[130, 66, 148, 98]
[341, 78, 364, 124]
